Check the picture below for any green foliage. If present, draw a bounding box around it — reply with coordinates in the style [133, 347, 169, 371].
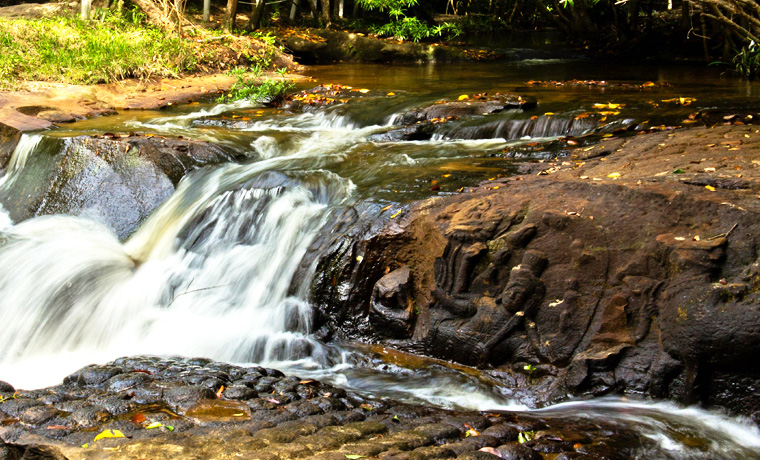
[710, 40, 760, 80]
[357, 0, 459, 42]
[372, 17, 460, 42]
[220, 68, 295, 105]
[248, 30, 277, 46]
[357, 0, 418, 18]
[0, 15, 196, 88]
[733, 41, 760, 80]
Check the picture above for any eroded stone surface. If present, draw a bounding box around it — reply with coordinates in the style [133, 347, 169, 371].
[310, 125, 760, 420]
[0, 357, 656, 460]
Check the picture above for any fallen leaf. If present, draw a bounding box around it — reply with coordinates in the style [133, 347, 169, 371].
[390, 210, 402, 218]
[216, 386, 225, 398]
[479, 447, 503, 457]
[380, 205, 392, 212]
[94, 429, 125, 441]
[358, 89, 370, 93]
[672, 169, 684, 174]
[607, 172, 621, 178]
[458, 94, 469, 101]
[145, 422, 164, 429]
[345, 456, 365, 459]
[386, 92, 395, 96]
[130, 413, 146, 424]
[705, 185, 716, 191]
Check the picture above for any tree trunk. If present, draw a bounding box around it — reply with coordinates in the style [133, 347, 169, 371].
[308, 0, 318, 18]
[203, 0, 211, 22]
[81, 0, 92, 20]
[289, 0, 298, 21]
[224, 0, 239, 32]
[247, 0, 267, 30]
[320, 0, 331, 27]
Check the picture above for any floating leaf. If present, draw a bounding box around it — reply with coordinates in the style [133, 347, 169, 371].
[94, 429, 125, 441]
[358, 89, 370, 93]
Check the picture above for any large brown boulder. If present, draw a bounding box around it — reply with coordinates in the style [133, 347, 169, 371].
[310, 124, 760, 420]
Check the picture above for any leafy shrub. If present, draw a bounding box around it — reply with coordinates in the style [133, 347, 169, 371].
[733, 41, 760, 80]
[220, 68, 295, 105]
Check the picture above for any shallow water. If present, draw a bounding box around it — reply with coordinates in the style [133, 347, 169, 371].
[2, 59, 760, 458]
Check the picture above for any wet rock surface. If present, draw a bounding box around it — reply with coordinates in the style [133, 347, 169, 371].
[0, 357, 655, 460]
[311, 124, 760, 421]
[0, 134, 235, 239]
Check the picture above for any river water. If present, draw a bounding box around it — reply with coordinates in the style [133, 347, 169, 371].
[1, 60, 760, 458]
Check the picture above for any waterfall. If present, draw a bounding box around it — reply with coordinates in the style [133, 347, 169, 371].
[0, 130, 355, 390]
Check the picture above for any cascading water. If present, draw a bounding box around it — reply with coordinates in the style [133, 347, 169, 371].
[3, 61, 760, 458]
[0, 125, 356, 390]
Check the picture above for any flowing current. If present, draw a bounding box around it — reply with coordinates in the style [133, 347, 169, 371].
[2, 62, 760, 458]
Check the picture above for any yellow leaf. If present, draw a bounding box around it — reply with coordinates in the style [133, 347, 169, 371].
[358, 88, 370, 93]
[458, 94, 469, 101]
[386, 92, 395, 96]
[544, 112, 554, 116]
[145, 422, 163, 429]
[390, 210, 402, 219]
[705, 185, 716, 191]
[607, 172, 621, 178]
[94, 430, 125, 441]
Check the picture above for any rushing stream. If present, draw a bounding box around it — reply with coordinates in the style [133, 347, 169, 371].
[2, 60, 760, 458]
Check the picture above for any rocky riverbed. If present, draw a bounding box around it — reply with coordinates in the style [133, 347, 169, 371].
[0, 356, 689, 460]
